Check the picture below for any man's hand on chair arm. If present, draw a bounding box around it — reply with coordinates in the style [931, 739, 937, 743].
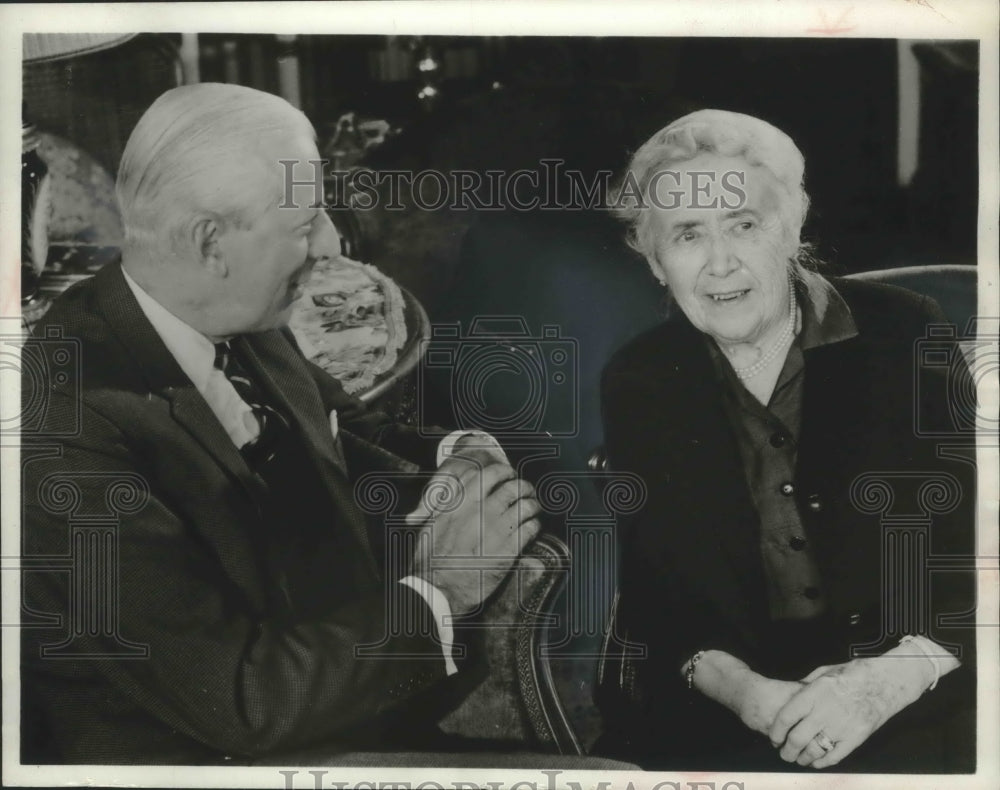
[405, 453, 541, 616]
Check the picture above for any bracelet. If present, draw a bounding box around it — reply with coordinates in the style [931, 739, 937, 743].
[686, 650, 705, 690]
[899, 635, 941, 691]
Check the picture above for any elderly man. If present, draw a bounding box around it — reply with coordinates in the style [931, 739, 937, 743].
[21, 83, 540, 764]
[596, 110, 976, 771]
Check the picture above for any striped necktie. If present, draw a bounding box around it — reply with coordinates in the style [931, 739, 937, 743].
[213, 341, 290, 468]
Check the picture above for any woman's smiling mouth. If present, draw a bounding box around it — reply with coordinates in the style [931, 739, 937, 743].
[707, 289, 750, 303]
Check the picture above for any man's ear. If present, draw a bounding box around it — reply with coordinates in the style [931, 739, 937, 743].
[191, 215, 228, 277]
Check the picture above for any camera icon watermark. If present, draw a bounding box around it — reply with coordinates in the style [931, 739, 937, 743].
[1, 325, 81, 439]
[417, 317, 579, 440]
[914, 318, 998, 439]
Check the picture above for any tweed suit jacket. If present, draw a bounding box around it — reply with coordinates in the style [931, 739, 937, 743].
[21, 262, 457, 764]
[598, 276, 977, 771]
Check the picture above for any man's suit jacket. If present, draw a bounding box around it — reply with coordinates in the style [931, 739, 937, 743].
[598, 277, 977, 771]
[21, 262, 455, 764]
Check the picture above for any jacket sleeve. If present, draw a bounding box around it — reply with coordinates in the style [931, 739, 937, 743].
[22, 394, 450, 758]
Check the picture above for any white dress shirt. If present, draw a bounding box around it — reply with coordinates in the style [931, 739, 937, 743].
[122, 269, 479, 675]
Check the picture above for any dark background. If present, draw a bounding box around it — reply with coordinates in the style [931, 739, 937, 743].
[25, 34, 980, 313]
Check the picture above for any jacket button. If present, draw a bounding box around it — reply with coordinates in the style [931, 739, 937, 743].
[849, 612, 862, 626]
[789, 535, 807, 551]
[769, 432, 788, 448]
[803, 586, 821, 600]
[780, 482, 795, 496]
[807, 494, 823, 512]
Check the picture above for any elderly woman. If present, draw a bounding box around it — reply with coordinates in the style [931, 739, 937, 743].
[596, 110, 976, 772]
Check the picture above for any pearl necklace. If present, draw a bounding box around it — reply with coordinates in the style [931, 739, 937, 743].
[730, 282, 798, 381]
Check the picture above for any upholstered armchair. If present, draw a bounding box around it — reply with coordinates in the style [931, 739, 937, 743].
[436, 533, 582, 754]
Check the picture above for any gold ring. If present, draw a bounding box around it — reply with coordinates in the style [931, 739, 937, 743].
[814, 732, 835, 752]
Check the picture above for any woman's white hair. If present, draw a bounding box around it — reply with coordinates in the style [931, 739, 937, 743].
[116, 83, 316, 258]
[612, 109, 811, 271]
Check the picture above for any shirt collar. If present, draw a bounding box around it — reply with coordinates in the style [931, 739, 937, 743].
[796, 268, 858, 350]
[121, 267, 217, 391]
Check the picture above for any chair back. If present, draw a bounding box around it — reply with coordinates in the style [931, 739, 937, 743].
[846, 264, 978, 333]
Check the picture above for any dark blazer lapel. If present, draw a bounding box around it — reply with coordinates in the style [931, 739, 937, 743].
[797, 278, 873, 481]
[90, 263, 269, 600]
[675, 332, 766, 603]
[92, 263, 263, 499]
[800, 343, 865, 466]
[798, 280, 873, 493]
[238, 333, 348, 470]
[632, 321, 766, 606]
[798, 332, 873, 542]
[236, 332, 380, 576]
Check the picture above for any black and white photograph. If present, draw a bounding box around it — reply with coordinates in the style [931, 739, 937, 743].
[2, 2, 997, 789]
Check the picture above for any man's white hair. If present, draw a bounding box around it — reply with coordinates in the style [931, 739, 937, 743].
[116, 83, 316, 258]
[613, 109, 811, 269]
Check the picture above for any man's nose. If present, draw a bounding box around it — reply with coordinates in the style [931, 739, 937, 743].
[308, 210, 342, 261]
[705, 233, 739, 277]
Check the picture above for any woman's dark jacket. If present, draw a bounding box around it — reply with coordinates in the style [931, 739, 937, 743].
[597, 276, 977, 772]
